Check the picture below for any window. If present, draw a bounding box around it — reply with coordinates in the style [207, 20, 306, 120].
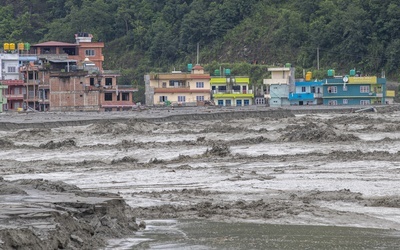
[105, 93, 113, 101]
[301, 87, 306, 92]
[85, 49, 95, 56]
[328, 100, 337, 106]
[162, 82, 166, 88]
[360, 86, 370, 93]
[159, 96, 168, 102]
[218, 86, 226, 92]
[226, 100, 232, 106]
[8, 66, 16, 73]
[244, 100, 250, 106]
[218, 100, 224, 106]
[343, 99, 348, 105]
[121, 93, 129, 101]
[236, 100, 242, 106]
[105, 78, 112, 86]
[327, 86, 337, 93]
[360, 100, 370, 105]
[196, 82, 204, 88]
[255, 98, 265, 105]
[343, 85, 347, 91]
[90, 78, 95, 86]
[178, 96, 186, 102]
[196, 96, 204, 101]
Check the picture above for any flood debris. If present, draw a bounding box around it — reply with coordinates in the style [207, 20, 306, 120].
[0, 178, 139, 250]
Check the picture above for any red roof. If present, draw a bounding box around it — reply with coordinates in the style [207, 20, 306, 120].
[32, 41, 77, 47]
[193, 64, 204, 70]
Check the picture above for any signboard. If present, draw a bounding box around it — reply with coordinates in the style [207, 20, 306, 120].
[348, 76, 377, 84]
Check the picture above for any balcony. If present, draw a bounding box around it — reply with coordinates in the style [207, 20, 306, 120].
[38, 84, 50, 89]
[154, 87, 208, 94]
[85, 85, 138, 92]
[263, 78, 289, 85]
[20, 65, 40, 71]
[38, 98, 50, 103]
[24, 91, 39, 101]
[5, 94, 24, 100]
[50, 70, 87, 78]
[288, 93, 314, 101]
[1, 80, 24, 86]
[212, 89, 253, 95]
[25, 80, 40, 86]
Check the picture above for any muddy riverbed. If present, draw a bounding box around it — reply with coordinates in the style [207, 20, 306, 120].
[1, 106, 400, 248]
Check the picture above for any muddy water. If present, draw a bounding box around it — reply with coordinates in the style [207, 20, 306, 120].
[3, 110, 400, 249]
[107, 219, 400, 249]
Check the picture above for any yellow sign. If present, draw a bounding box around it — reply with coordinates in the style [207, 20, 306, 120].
[348, 76, 377, 84]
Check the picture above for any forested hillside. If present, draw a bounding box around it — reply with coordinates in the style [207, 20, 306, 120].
[1, 0, 400, 102]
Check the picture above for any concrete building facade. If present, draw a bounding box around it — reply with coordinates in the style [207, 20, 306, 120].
[263, 65, 295, 107]
[0, 53, 24, 110]
[15, 33, 137, 112]
[145, 64, 211, 106]
[210, 75, 254, 106]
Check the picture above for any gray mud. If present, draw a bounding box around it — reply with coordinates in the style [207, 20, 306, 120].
[1, 106, 400, 248]
[0, 177, 139, 250]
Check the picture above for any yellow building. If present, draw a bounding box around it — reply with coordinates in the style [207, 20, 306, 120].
[386, 90, 396, 104]
[145, 64, 211, 106]
[211, 74, 253, 106]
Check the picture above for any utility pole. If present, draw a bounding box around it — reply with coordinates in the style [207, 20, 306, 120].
[317, 46, 320, 70]
[196, 43, 199, 65]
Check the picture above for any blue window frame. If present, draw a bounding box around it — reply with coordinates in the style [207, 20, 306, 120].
[218, 100, 224, 106]
[244, 100, 250, 106]
[236, 100, 242, 106]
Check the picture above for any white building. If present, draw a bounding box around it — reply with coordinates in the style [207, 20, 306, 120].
[0, 53, 19, 80]
[263, 65, 295, 107]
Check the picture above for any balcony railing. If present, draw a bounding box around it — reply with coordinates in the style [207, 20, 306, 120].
[263, 78, 289, 85]
[85, 85, 138, 92]
[5, 94, 24, 100]
[1, 80, 24, 86]
[212, 89, 253, 94]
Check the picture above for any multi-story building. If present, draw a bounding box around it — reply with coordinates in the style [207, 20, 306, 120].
[210, 69, 254, 106]
[0, 82, 7, 112]
[0, 53, 25, 110]
[322, 71, 386, 106]
[289, 78, 324, 105]
[263, 64, 295, 107]
[385, 90, 395, 104]
[145, 64, 211, 106]
[17, 33, 137, 111]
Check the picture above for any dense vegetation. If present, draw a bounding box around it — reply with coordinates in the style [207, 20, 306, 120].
[1, 0, 400, 102]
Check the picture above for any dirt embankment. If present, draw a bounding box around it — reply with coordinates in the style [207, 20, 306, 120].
[0, 109, 295, 131]
[0, 178, 140, 250]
